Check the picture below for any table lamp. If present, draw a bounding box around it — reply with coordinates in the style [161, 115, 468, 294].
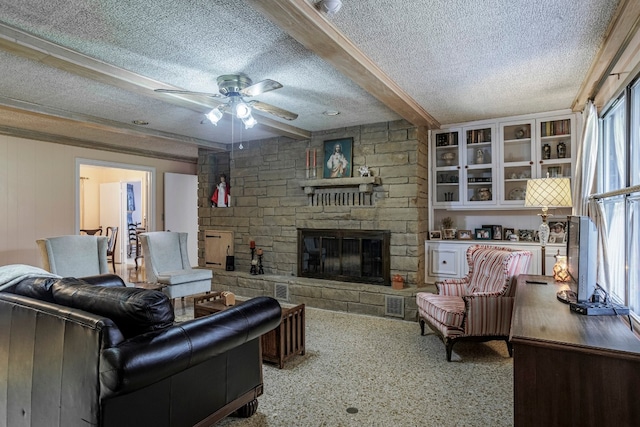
[524, 176, 572, 274]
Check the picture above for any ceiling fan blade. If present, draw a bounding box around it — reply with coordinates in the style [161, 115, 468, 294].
[154, 89, 225, 99]
[249, 100, 298, 121]
[241, 79, 283, 97]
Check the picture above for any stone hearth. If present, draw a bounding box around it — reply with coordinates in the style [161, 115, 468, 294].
[210, 270, 431, 322]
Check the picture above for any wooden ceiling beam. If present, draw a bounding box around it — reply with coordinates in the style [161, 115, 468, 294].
[572, 0, 640, 111]
[249, 0, 440, 129]
[0, 22, 311, 140]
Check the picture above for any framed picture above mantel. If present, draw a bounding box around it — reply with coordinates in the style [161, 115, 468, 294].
[323, 137, 353, 178]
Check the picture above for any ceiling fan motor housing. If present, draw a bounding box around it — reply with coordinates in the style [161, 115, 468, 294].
[217, 74, 252, 96]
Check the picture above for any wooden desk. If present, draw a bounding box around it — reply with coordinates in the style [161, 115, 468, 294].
[510, 275, 640, 426]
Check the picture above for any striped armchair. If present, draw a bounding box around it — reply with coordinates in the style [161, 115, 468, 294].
[417, 245, 532, 361]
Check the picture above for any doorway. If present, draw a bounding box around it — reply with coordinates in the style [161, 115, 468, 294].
[76, 158, 155, 270]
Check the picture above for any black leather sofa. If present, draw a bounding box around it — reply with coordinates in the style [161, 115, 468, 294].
[0, 273, 281, 427]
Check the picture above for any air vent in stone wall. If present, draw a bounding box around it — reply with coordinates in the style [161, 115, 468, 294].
[385, 295, 405, 318]
[274, 283, 289, 301]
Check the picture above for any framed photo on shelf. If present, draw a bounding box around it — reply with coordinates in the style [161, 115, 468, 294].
[547, 165, 563, 178]
[429, 230, 442, 240]
[504, 228, 516, 240]
[518, 229, 535, 242]
[483, 224, 503, 240]
[323, 137, 353, 178]
[443, 229, 456, 239]
[548, 221, 567, 243]
[457, 229, 473, 240]
[475, 228, 492, 240]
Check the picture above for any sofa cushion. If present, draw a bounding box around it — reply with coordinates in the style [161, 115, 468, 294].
[416, 292, 465, 330]
[52, 281, 174, 338]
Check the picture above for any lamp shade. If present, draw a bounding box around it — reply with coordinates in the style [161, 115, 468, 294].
[524, 177, 572, 208]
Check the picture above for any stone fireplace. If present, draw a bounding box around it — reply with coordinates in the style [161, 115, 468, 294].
[197, 120, 430, 292]
[298, 228, 390, 285]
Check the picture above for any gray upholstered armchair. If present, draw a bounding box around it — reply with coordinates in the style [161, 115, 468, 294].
[139, 231, 212, 299]
[37, 235, 110, 277]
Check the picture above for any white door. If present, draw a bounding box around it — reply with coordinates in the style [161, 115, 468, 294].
[164, 173, 198, 266]
[99, 182, 127, 265]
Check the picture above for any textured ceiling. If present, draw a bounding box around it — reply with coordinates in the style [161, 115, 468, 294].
[0, 0, 622, 160]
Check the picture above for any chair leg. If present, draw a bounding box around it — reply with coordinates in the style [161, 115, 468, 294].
[445, 339, 455, 362]
[419, 318, 425, 336]
[506, 340, 513, 357]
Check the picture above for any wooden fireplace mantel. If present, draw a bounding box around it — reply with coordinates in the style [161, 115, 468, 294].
[299, 176, 381, 194]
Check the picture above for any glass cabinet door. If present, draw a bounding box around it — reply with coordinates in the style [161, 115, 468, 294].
[501, 120, 535, 204]
[537, 116, 573, 180]
[463, 124, 496, 205]
[433, 129, 461, 206]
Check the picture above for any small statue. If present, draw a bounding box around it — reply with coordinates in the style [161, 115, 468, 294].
[211, 174, 230, 207]
[358, 166, 371, 177]
[475, 149, 485, 164]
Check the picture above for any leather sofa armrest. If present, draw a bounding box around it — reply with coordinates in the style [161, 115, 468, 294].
[100, 296, 282, 396]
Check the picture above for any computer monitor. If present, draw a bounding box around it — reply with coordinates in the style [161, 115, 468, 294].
[565, 215, 598, 303]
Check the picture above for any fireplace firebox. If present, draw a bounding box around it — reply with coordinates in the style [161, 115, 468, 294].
[298, 229, 390, 285]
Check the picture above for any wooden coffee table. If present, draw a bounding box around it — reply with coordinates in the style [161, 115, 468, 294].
[193, 292, 236, 317]
[261, 303, 305, 368]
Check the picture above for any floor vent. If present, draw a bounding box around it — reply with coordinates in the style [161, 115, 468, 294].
[274, 283, 289, 301]
[385, 295, 404, 318]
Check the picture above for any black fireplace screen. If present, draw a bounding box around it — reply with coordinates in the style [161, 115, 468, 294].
[298, 229, 390, 285]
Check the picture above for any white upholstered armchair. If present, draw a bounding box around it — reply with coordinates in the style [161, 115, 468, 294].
[139, 231, 212, 299]
[416, 245, 532, 361]
[37, 235, 110, 277]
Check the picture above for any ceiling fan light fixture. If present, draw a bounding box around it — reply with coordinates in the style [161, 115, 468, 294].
[205, 107, 223, 125]
[235, 101, 252, 119]
[241, 114, 257, 129]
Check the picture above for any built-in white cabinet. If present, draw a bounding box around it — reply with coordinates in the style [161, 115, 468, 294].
[433, 124, 496, 207]
[425, 240, 565, 284]
[499, 114, 574, 205]
[432, 111, 576, 209]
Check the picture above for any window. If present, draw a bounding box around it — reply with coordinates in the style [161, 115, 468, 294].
[629, 195, 640, 313]
[631, 80, 640, 186]
[600, 95, 626, 193]
[598, 77, 640, 317]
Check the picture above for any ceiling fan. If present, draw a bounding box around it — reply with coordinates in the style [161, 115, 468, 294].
[155, 74, 298, 129]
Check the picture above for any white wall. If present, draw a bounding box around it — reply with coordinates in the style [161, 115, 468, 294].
[0, 135, 196, 268]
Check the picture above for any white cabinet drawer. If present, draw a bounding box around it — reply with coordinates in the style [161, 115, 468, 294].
[429, 247, 461, 277]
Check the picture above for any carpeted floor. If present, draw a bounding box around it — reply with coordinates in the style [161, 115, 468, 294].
[174, 300, 514, 427]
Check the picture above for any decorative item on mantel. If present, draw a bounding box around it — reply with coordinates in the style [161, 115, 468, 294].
[305, 148, 317, 179]
[358, 165, 372, 177]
